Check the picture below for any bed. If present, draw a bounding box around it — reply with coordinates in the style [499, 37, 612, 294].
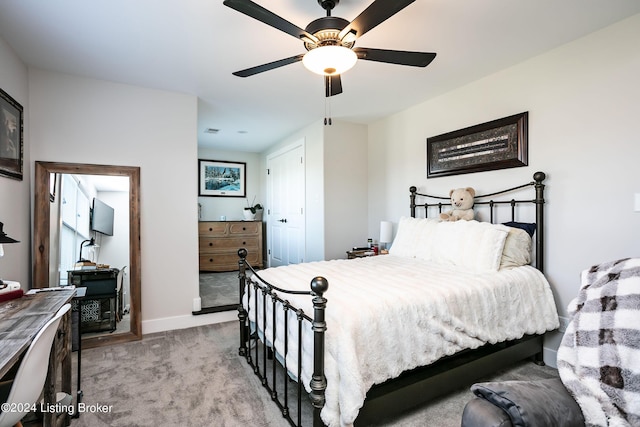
[237, 171, 559, 427]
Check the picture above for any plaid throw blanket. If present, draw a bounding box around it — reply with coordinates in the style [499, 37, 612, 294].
[558, 258, 640, 426]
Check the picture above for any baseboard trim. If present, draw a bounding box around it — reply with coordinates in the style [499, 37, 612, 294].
[142, 310, 236, 335]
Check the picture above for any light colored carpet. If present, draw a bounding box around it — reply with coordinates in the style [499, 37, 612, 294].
[199, 272, 238, 308]
[70, 321, 558, 426]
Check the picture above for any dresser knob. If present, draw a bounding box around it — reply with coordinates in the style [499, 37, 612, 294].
[209, 228, 213, 231]
[243, 241, 246, 245]
[243, 227, 246, 230]
[209, 242, 213, 246]
[209, 258, 213, 262]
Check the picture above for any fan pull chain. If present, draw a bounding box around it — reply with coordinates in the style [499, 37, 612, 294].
[325, 77, 332, 126]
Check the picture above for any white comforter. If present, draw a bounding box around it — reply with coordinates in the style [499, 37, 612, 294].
[246, 255, 559, 427]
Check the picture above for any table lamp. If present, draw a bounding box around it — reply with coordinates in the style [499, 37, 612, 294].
[77, 238, 98, 263]
[379, 221, 393, 252]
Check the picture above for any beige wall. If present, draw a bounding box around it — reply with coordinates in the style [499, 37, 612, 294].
[28, 69, 234, 333]
[324, 121, 368, 260]
[0, 38, 29, 288]
[367, 14, 640, 363]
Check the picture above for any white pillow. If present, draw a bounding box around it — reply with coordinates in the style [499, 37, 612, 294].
[499, 227, 532, 269]
[389, 217, 439, 258]
[431, 220, 509, 272]
[413, 219, 440, 261]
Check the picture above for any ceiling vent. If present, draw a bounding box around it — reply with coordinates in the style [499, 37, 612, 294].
[204, 128, 220, 134]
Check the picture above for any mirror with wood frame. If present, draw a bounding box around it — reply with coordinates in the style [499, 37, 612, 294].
[34, 161, 141, 349]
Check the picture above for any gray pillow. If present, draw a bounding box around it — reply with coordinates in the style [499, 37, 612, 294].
[471, 378, 584, 427]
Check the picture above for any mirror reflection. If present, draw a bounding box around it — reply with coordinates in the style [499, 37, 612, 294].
[34, 161, 141, 349]
[50, 173, 131, 337]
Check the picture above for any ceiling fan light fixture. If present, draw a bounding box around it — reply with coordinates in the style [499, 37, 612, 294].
[302, 45, 357, 76]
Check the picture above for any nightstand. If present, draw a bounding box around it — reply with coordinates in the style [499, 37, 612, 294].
[347, 249, 376, 259]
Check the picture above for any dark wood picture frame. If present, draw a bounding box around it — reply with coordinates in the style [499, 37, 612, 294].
[0, 88, 24, 181]
[427, 112, 528, 178]
[198, 159, 246, 197]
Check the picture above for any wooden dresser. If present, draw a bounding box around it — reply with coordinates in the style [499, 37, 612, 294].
[199, 221, 263, 271]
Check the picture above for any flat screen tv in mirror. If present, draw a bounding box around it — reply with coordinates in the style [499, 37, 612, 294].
[92, 198, 114, 236]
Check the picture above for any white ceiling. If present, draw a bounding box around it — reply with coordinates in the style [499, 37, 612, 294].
[1, 0, 639, 153]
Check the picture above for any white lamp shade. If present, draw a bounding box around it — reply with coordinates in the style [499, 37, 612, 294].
[302, 45, 358, 76]
[380, 221, 393, 244]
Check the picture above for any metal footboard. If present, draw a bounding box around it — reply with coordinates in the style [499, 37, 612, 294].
[237, 248, 327, 427]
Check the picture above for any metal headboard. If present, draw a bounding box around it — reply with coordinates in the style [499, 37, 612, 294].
[409, 171, 546, 273]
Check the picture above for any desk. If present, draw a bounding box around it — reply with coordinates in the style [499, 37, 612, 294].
[68, 268, 119, 332]
[0, 289, 75, 426]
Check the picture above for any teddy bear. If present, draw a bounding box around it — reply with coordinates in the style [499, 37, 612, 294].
[439, 187, 475, 221]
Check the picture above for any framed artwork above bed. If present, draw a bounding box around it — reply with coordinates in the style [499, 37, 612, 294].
[427, 112, 528, 178]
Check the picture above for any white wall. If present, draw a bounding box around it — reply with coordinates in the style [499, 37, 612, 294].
[367, 14, 640, 363]
[324, 121, 368, 259]
[0, 38, 29, 288]
[28, 69, 232, 333]
[197, 149, 262, 221]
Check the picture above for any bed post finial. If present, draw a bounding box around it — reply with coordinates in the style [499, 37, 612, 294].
[310, 276, 328, 426]
[533, 172, 545, 274]
[410, 186, 417, 218]
[238, 248, 249, 356]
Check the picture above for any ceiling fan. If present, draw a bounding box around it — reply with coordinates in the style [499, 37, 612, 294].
[223, 0, 436, 97]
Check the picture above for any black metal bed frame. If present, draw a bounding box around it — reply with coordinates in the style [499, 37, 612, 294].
[237, 171, 547, 426]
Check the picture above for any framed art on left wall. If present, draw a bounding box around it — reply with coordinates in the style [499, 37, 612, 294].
[0, 88, 23, 181]
[198, 159, 246, 197]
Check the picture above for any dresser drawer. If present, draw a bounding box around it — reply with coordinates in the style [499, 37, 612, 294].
[199, 236, 260, 252]
[228, 222, 260, 235]
[198, 222, 228, 236]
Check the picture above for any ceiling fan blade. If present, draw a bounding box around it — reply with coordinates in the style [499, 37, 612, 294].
[223, 0, 317, 42]
[339, 0, 415, 40]
[232, 54, 304, 77]
[354, 47, 436, 67]
[325, 74, 343, 97]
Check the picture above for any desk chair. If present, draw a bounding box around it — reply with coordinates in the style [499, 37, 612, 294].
[0, 303, 71, 427]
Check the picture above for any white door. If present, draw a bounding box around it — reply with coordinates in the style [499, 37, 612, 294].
[267, 142, 305, 267]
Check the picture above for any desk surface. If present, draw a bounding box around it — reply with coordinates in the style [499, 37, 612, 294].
[0, 289, 75, 378]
